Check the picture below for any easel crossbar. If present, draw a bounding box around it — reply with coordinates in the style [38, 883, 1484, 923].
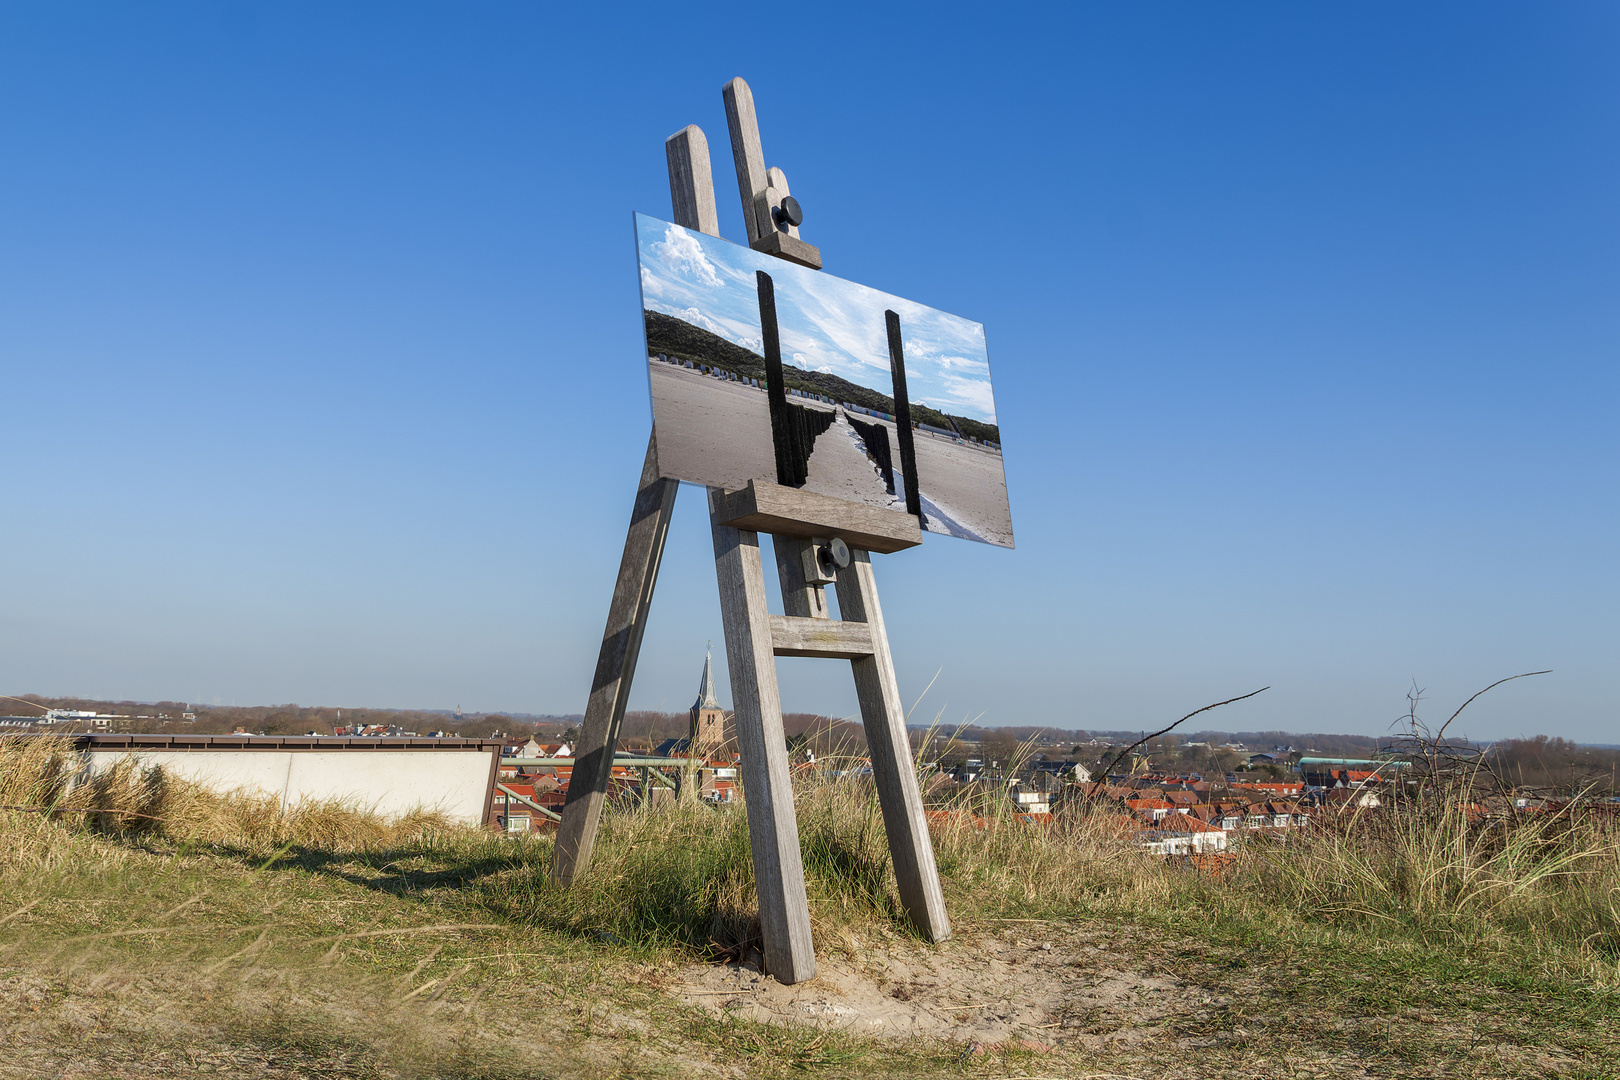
[769, 614, 874, 659]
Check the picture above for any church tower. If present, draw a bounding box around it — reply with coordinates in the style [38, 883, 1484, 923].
[689, 648, 726, 756]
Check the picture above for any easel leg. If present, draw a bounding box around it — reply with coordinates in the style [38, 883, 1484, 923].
[708, 487, 817, 984]
[835, 550, 952, 943]
[551, 433, 678, 886]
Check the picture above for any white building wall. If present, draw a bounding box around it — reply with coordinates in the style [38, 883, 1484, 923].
[82, 748, 493, 825]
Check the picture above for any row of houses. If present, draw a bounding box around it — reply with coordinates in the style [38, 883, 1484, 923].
[488, 654, 746, 834]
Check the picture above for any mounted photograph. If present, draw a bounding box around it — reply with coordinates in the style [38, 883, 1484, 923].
[635, 212, 1014, 548]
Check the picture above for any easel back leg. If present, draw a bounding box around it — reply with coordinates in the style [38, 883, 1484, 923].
[550, 433, 677, 886]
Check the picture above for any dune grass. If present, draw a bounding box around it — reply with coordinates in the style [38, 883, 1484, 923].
[1, 734, 1617, 1077]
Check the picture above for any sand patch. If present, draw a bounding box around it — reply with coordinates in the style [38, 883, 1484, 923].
[673, 927, 1200, 1047]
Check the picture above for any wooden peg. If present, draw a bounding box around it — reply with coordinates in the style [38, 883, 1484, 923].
[724, 77, 822, 269]
[759, 166, 801, 239]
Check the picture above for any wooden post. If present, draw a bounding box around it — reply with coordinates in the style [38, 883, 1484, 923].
[550, 434, 678, 884]
[834, 550, 952, 943]
[756, 270, 797, 486]
[723, 77, 822, 269]
[885, 310, 923, 521]
[709, 487, 818, 983]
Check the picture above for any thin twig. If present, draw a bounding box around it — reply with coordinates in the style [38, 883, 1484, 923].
[1090, 687, 1270, 789]
[1435, 671, 1552, 746]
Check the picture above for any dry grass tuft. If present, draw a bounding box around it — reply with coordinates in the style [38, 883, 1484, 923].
[0, 735, 458, 858]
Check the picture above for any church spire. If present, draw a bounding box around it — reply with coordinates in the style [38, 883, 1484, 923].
[693, 645, 719, 710]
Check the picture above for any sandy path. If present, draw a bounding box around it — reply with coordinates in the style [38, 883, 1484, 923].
[801, 413, 899, 509]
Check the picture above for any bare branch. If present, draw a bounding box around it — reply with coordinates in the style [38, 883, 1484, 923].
[1089, 687, 1270, 789]
[1434, 670, 1552, 745]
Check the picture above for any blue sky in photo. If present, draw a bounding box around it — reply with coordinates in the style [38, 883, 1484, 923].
[636, 213, 998, 424]
[1, 3, 1615, 742]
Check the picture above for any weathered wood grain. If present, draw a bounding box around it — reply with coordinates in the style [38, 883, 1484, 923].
[834, 550, 952, 943]
[750, 229, 823, 270]
[549, 434, 678, 885]
[708, 487, 818, 983]
[772, 536, 829, 618]
[769, 614, 874, 659]
[722, 77, 768, 244]
[763, 166, 801, 239]
[714, 480, 921, 554]
[665, 125, 719, 237]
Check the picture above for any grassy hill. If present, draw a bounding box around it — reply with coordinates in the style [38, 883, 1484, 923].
[644, 309, 1001, 445]
[1, 734, 1614, 1079]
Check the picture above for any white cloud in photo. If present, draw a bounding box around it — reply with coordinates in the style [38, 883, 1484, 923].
[634, 213, 1000, 425]
[649, 223, 723, 288]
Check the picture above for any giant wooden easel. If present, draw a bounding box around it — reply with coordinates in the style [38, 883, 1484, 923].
[549, 78, 949, 985]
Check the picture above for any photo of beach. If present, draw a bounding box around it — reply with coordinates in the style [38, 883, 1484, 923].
[635, 213, 1013, 548]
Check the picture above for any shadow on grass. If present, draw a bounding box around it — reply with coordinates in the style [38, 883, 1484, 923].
[131, 834, 545, 907]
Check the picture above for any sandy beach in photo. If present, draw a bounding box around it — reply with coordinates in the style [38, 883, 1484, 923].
[649, 359, 1014, 547]
[637, 214, 1014, 550]
[648, 361, 776, 491]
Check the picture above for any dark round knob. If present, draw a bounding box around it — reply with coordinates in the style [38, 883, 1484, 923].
[773, 195, 803, 229]
[827, 537, 850, 569]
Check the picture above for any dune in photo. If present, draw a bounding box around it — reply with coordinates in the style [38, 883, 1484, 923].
[636, 213, 1013, 549]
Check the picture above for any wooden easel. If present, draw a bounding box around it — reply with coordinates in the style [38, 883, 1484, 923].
[550, 78, 950, 985]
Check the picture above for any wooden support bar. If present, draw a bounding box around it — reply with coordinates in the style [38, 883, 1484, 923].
[772, 536, 829, 618]
[715, 480, 922, 554]
[708, 486, 817, 984]
[769, 614, 874, 659]
[552, 104, 721, 889]
[549, 435, 678, 885]
[498, 783, 563, 823]
[751, 229, 822, 270]
[833, 550, 952, 943]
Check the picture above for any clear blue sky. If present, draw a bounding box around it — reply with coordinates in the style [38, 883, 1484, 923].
[2, 4, 1615, 742]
